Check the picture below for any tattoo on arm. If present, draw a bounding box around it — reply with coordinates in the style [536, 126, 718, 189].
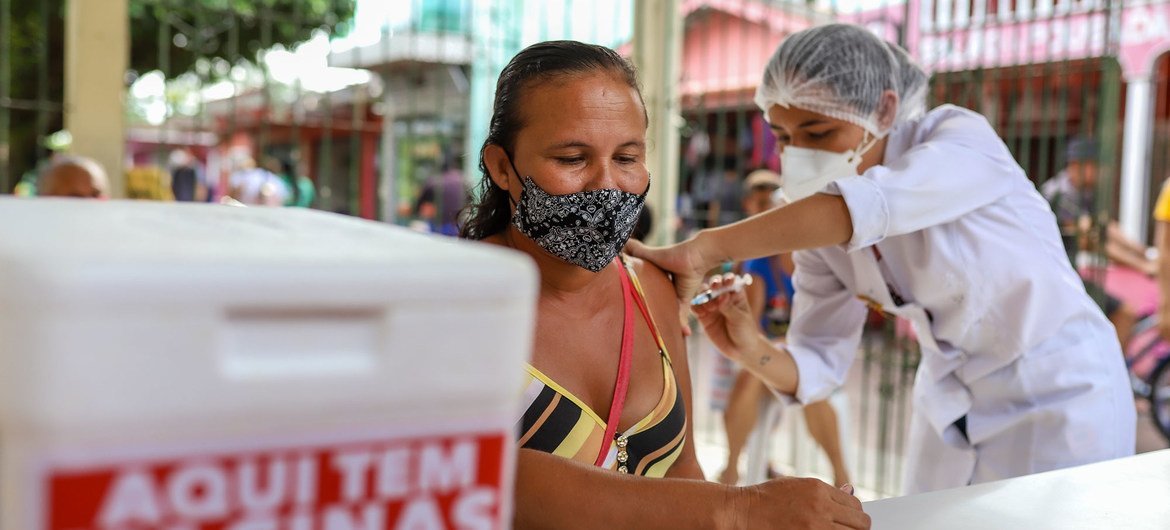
[758, 354, 772, 366]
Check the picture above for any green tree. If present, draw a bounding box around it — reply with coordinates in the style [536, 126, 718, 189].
[2, 0, 355, 192]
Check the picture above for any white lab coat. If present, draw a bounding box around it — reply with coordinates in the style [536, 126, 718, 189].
[784, 105, 1136, 494]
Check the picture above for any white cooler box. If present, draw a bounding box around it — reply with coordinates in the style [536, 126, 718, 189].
[0, 198, 537, 530]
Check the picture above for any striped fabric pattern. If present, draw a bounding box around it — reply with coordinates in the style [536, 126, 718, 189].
[514, 264, 687, 477]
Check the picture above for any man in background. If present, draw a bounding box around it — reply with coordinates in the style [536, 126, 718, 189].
[1043, 137, 1150, 345]
[39, 155, 109, 199]
[1043, 137, 1154, 274]
[414, 151, 468, 237]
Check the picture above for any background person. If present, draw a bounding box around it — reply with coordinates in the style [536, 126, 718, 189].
[1042, 137, 1149, 345]
[39, 155, 109, 199]
[718, 169, 850, 488]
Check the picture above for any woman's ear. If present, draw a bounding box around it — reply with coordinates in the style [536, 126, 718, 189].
[483, 144, 514, 192]
[877, 89, 900, 132]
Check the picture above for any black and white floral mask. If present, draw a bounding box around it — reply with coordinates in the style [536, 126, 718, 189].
[508, 162, 649, 273]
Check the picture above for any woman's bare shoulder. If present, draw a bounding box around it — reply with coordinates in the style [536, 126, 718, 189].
[624, 254, 681, 313]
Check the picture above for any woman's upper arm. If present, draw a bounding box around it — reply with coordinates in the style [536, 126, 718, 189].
[629, 256, 707, 481]
[515, 448, 724, 529]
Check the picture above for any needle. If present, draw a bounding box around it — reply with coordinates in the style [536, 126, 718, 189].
[690, 274, 754, 306]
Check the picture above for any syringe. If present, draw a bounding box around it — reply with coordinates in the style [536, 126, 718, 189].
[689, 274, 754, 306]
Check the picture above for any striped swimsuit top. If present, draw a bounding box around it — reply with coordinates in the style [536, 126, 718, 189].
[516, 260, 687, 477]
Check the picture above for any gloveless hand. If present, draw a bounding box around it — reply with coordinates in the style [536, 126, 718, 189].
[692, 273, 767, 362]
[625, 237, 712, 302]
[719, 477, 871, 530]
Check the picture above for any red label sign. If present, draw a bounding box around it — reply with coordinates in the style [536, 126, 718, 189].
[46, 431, 508, 530]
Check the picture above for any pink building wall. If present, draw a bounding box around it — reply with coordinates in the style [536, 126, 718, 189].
[678, 0, 816, 108]
[905, 0, 1170, 80]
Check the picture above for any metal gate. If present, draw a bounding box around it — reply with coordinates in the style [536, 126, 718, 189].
[0, 0, 65, 195]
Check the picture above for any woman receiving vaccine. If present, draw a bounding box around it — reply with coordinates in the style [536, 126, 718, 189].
[631, 23, 1134, 494]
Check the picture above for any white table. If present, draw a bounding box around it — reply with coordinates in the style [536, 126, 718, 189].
[864, 450, 1170, 529]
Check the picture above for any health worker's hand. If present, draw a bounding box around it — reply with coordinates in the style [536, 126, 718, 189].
[625, 237, 710, 303]
[692, 273, 766, 362]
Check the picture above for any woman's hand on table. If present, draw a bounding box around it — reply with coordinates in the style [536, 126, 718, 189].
[721, 477, 871, 529]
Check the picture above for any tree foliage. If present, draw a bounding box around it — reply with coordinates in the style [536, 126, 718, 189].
[128, 0, 355, 76]
[2, 0, 356, 190]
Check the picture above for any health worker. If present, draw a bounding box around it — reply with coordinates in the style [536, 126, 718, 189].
[630, 23, 1135, 494]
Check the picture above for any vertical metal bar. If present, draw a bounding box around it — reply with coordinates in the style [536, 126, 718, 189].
[983, 6, 1003, 142]
[412, 0, 425, 221]
[398, 0, 416, 222]
[379, 0, 395, 221]
[348, 6, 363, 219]
[1043, 5, 1071, 189]
[1053, 56, 1071, 191]
[259, 6, 273, 177]
[35, 0, 50, 166]
[194, 49, 209, 203]
[158, 5, 171, 179]
[696, 101, 710, 228]
[1001, 7, 1023, 162]
[1083, 54, 1105, 288]
[291, 0, 306, 208]
[1053, 0, 1076, 195]
[1025, 1, 1046, 180]
[0, 0, 11, 192]
[734, 3, 749, 210]
[716, 0, 730, 227]
[879, 324, 896, 494]
[858, 329, 874, 493]
[318, 0, 338, 213]
[226, 9, 239, 200]
[1035, 60, 1057, 188]
[1097, 57, 1122, 243]
[1020, 66, 1036, 183]
[893, 341, 914, 496]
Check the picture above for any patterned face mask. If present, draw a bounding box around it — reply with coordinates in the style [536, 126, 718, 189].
[508, 163, 649, 273]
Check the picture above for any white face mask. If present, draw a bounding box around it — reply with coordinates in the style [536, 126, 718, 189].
[780, 133, 882, 202]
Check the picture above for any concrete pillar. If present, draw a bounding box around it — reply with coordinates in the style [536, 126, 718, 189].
[65, 0, 129, 198]
[633, 0, 683, 245]
[1120, 76, 1154, 242]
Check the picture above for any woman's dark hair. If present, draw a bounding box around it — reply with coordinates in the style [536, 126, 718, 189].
[630, 203, 653, 242]
[459, 40, 646, 240]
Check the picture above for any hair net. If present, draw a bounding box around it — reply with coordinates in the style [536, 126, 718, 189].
[885, 40, 928, 126]
[754, 24, 929, 136]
